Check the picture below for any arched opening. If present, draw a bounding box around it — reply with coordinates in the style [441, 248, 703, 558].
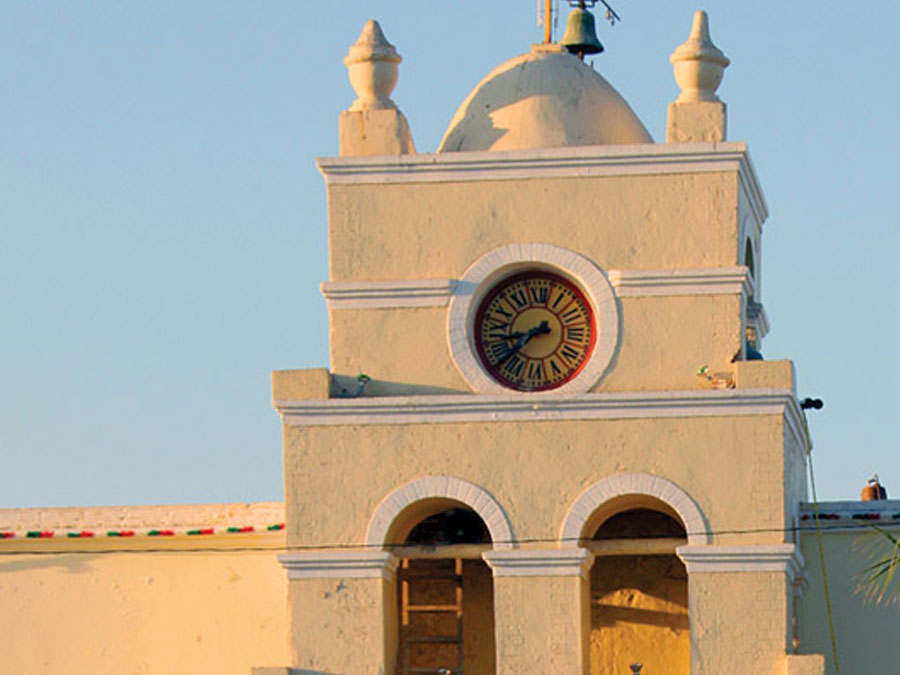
[744, 237, 755, 281]
[588, 502, 690, 675]
[392, 502, 496, 675]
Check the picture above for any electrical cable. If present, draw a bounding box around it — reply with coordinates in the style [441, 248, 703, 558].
[1, 520, 898, 556]
[803, 414, 841, 675]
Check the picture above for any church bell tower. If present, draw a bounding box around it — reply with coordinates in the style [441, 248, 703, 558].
[271, 10, 822, 675]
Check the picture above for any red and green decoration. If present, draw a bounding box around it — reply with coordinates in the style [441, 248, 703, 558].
[0, 522, 285, 541]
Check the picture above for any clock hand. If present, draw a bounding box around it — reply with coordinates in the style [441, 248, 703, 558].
[530, 320, 551, 338]
[497, 320, 552, 366]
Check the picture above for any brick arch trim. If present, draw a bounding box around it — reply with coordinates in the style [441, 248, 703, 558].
[560, 473, 710, 546]
[366, 476, 515, 550]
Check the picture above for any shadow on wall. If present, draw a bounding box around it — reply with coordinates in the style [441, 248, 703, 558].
[439, 51, 651, 152]
[0, 553, 100, 575]
[593, 603, 690, 630]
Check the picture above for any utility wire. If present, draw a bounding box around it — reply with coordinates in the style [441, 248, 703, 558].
[803, 414, 841, 675]
[1, 520, 897, 556]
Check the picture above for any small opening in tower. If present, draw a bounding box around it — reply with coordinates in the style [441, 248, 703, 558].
[744, 238, 755, 279]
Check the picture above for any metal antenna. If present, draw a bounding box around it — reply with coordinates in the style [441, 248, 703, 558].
[568, 1, 622, 25]
[596, 0, 621, 25]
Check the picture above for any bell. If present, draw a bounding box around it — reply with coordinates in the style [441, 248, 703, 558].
[560, 4, 604, 57]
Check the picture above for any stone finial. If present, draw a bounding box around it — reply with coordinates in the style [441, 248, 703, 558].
[670, 10, 729, 103]
[344, 19, 401, 112]
[339, 20, 415, 157]
[666, 11, 729, 144]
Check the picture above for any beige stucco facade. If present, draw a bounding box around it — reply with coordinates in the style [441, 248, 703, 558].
[270, 15, 819, 673]
[271, 18, 816, 669]
[0, 503, 289, 675]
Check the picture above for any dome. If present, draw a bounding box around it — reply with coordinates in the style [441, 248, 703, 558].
[438, 44, 652, 153]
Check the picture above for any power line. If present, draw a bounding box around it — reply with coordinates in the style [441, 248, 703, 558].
[1, 519, 896, 556]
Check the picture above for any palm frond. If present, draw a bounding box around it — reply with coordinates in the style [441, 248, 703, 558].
[855, 525, 900, 606]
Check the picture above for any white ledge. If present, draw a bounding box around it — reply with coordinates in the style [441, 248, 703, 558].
[321, 267, 753, 311]
[676, 544, 804, 582]
[483, 548, 594, 579]
[608, 266, 751, 297]
[321, 279, 456, 309]
[278, 551, 399, 580]
[317, 142, 768, 227]
[275, 389, 804, 444]
[799, 500, 900, 517]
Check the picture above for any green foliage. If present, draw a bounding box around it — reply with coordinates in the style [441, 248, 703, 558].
[857, 526, 900, 606]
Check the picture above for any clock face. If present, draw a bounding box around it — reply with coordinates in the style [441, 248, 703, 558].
[474, 271, 596, 392]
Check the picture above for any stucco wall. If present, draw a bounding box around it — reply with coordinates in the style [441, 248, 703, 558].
[590, 554, 689, 674]
[284, 415, 790, 549]
[329, 294, 744, 394]
[0, 503, 289, 675]
[689, 571, 791, 674]
[324, 167, 751, 395]
[798, 527, 900, 675]
[326, 172, 740, 281]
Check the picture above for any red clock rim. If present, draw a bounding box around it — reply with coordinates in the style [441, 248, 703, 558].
[473, 270, 598, 392]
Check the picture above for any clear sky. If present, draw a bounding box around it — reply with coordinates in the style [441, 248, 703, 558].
[2, 1, 899, 508]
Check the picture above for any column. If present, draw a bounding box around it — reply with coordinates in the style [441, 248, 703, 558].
[677, 544, 814, 675]
[278, 550, 399, 675]
[483, 548, 594, 675]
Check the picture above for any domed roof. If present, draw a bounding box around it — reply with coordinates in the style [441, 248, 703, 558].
[438, 44, 652, 153]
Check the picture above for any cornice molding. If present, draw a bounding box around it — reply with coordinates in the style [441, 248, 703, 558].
[320, 279, 456, 310]
[275, 388, 805, 441]
[278, 551, 399, 580]
[799, 499, 900, 518]
[607, 266, 751, 298]
[483, 548, 594, 579]
[676, 544, 804, 582]
[321, 267, 753, 311]
[317, 143, 768, 228]
[0, 530, 284, 554]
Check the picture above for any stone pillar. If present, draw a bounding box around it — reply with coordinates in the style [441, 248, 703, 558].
[278, 551, 399, 675]
[483, 548, 594, 675]
[666, 11, 729, 144]
[677, 544, 807, 675]
[340, 20, 415, 157]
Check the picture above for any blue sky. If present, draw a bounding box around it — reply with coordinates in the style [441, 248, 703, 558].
[2, 1, 898, 507]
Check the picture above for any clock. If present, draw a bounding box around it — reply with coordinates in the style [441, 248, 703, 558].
[473, 270, 596, 392]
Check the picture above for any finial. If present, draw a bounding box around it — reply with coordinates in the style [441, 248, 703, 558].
[670, 10, 730, 103]
[344, 19, 402, 112]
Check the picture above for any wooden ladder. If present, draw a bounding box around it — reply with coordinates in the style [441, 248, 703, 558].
[399, 558, 464, 675]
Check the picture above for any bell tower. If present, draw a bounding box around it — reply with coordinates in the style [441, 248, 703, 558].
[271, 9, 823, 675]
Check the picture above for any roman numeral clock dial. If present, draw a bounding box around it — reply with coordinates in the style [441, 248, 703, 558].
[473, 271, 596, 391]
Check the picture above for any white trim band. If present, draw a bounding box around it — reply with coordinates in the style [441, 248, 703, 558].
[483, 548, 594, 579]
[321, 267, 753, 310]
[676, 544, 804, 582]
[275, 388, 804, 442]
[316, 143, 767, 227]
[321, 279, 456, 309]
[277, 551, 399, 580]
[607, 267, 751, 298]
